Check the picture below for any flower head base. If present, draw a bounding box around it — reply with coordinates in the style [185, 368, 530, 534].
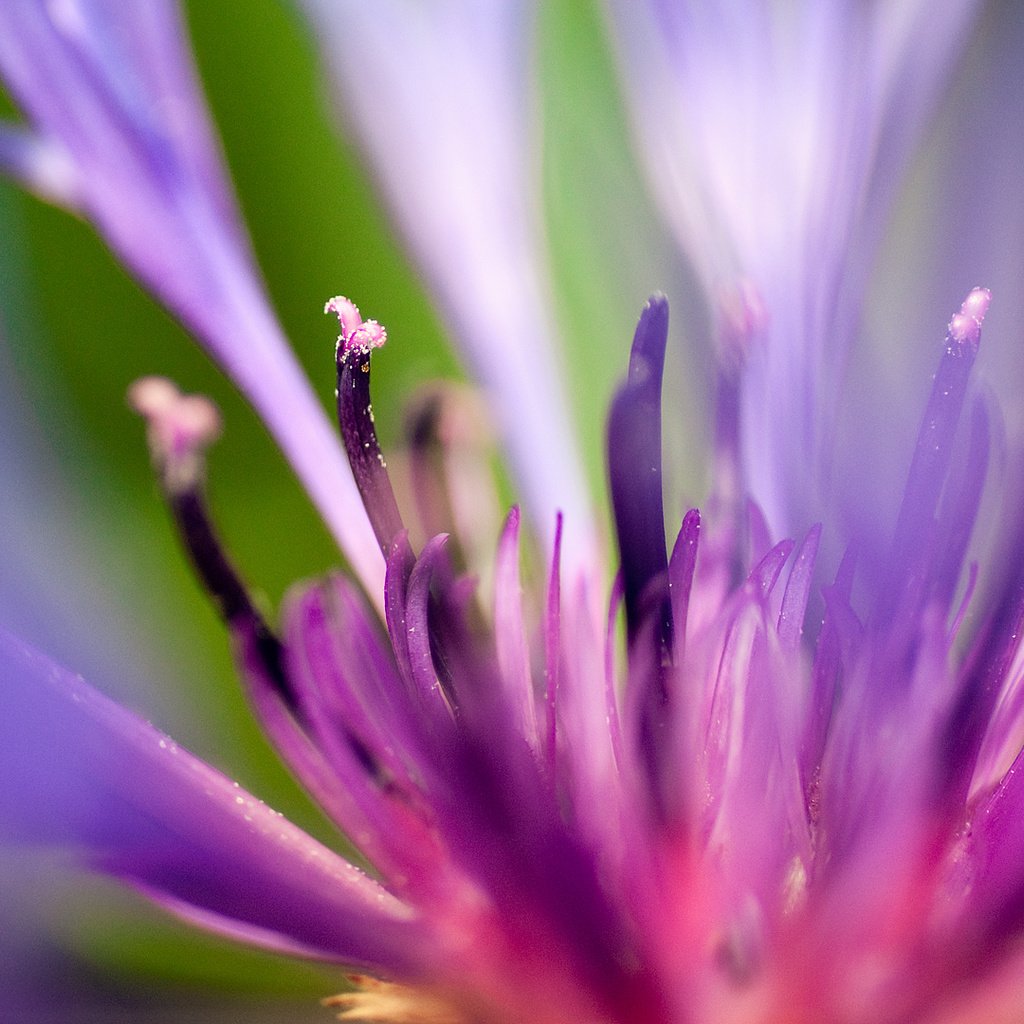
[323, 976, 465, 1024]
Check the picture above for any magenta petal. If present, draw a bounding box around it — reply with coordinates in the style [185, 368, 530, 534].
[0, 631, 426, 972]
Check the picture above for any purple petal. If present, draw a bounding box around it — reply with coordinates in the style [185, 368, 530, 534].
[543, 512, 564, 772]
[777, 524, 822, 651]
[876, 292, 987, 626]
[0, 631, 426, 972]
[276, 585, 450, 886]
[494, 507, 540, 750]
[931, 399, 992, 616]
[0, 125, 77, 204]
[0, 0, 383, 597]
[607, 1, 982, 536]
[746, 538, 795, 603]
[668, 508, 701, 663]
[946, 747, 1024, 960]
[938, 513, 1024, 808]
[801, 544, 860, 791]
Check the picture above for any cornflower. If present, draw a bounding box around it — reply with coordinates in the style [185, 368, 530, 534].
[2, 2, 1024, 1023]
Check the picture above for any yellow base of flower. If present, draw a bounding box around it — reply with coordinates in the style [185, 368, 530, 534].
[323, 976, 467, 1024]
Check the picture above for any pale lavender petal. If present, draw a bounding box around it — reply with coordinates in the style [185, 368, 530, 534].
[0, 0, 383, 596]
[607, 0, 982, 537]
[300, 0, 595, 565]
[777, 524, 822, 651]
[0, 125, 78, 204]
[0, 631, 427, 971]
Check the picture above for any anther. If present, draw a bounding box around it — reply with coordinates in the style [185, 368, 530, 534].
[948, 287, 991, 348]
[128, 376, 220, 494]
[327, 295, 388, 357]
[326, 296, 404, 556]
[130, 377, 294, 708]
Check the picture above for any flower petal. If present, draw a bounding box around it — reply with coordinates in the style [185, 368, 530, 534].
[0, 0, 383, 597]
[607, 0, 982, 535]
[0, 630, 427, 972]
[300, 0, 595, 565]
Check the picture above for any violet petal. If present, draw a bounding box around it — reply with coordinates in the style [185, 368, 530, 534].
[0, 631, 426, 971]
[608, 294, 672, 647]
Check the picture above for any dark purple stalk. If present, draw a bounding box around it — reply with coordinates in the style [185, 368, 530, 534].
[336, 346, 405, 557]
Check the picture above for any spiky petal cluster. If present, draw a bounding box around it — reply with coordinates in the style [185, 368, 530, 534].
[10, 282, 1022, 1023]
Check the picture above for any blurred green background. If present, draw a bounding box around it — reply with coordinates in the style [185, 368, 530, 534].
[0, 0, 694, 1016]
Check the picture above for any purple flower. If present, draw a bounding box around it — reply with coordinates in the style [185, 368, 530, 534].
[3, 2, 1024, 1023]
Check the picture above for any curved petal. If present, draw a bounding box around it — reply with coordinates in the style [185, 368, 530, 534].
[0, 0, 383, 598]
[300, 0, 596, 567]
[0, 630, 428, 973]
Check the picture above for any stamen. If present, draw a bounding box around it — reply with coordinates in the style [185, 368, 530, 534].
[130, 377, 292, 707]
[326, 295, 388, 355]
[668, 508, 701, 663]
[327, 296, 404, 556]
[608, 295, 674, 821]
[607, 293, 672, 650]
[128, 376, 221, 495]
[877, 288, 988, 627]
[948, 286, 992, 347]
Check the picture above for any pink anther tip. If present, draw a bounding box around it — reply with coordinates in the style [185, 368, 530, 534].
[325, 295, 387, 355]
[948, 287, 991, 348]
[129, 376, 221, 463]
[961, 286, 992, 325]
[325, 295, 364, 337]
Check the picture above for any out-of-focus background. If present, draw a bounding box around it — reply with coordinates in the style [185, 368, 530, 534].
[0, 1, 681, 1020]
